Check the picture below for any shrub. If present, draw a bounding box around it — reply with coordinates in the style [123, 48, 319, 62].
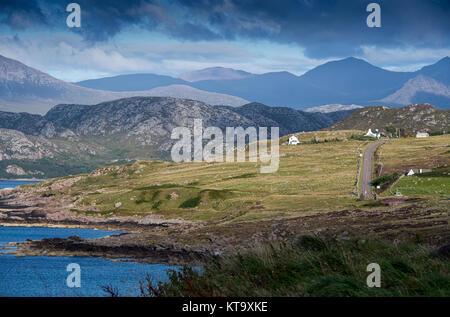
[179, 196, 201, 208]
[371, 172, 398, 187]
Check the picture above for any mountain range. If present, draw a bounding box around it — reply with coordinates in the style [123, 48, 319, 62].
[1, 54, 449, 115]
[0, 55, 248, 114]
[76, 56, 450, 109]
[0, 97, 354, 178]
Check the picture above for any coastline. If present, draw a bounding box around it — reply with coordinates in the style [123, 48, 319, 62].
[0, 218, 213, 265]
[0, 221, 121, 230]
[1, 179, 448, 267]
[0, 178, 46, 182]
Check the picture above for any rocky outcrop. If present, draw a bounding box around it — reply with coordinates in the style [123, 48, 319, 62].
[18, 235, 208, 265]
[327, 104, 449, 133]
[5, 164, 26, 175]
[0, 129, 60, 160]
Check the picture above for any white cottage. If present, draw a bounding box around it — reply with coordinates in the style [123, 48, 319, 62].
[364, 129, 380, 139]
[416, 132, 429, 138]
[288, 136, 299, 145]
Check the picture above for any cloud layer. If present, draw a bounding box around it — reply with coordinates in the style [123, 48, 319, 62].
[0, 0, 448, 81]
[1, 0, 449, 58]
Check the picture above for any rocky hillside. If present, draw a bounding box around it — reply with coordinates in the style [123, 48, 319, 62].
[43, 97, 353, 139]
[0, 111, 76, 139]
[0, 128, 103, 178]
[0, 97, 352, 178]
[218, 103, 355, 136]
[327, 104, 449, 133]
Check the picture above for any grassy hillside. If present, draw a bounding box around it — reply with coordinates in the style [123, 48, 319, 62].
[373, 134, 449, 198]
[375, 134, 450, 176]
[20, 130, 366, 222]
[15, 131, 449, 224]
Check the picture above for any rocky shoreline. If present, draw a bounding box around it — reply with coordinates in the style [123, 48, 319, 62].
[0, 211, 214, 265]
[0, 185, 215, 265]
[13, 234, 210, 265]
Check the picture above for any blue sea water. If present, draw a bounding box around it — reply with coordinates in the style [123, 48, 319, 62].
[0, 180, 40, 189]
[0, 181, 182, 297]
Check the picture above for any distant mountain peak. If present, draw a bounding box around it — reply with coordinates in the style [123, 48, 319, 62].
[381, 74, 450, 105]
[179, 67, 254, 82]
[341, 56, 368, 63]
[320, 56, 376, 67]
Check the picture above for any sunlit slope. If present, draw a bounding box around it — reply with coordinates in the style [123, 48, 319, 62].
[23, 131, 364, 222]
[376, 134, 450, 176]
[376, 134, 450, 197]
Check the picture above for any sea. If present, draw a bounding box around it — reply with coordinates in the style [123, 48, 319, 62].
[0, 180, 182, 297]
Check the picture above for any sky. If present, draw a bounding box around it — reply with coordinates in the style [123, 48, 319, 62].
[0, 0, 449, 82]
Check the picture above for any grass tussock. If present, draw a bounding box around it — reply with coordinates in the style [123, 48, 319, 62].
[141, 236, 449, 297]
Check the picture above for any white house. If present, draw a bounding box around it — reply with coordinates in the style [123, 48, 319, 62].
[288, 136, 299, 145]
[364, 129, 380, 139]
[416, 132, 429, 138]
[406, 168, 431, 176]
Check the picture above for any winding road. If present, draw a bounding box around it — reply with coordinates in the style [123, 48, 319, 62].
[360, 139, 389, 200]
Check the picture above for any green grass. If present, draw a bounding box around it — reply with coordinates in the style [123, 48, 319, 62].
[142, 236, 450, 297]
[377, 135, 450, 176]
[37, 131, 367, 221]
[17, 131, 448, 222]
[391, 175, 450, 196]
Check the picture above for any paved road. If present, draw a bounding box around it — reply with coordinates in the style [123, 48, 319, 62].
[360, 139, 389, 200]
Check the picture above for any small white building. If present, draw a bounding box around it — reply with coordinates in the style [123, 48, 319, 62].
[416, 132, 429, 138]
[288, 136, 299, 145]
[406, 168, 431, 176]
[364, 128, 380, 139]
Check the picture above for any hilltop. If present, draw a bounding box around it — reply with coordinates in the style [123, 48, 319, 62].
[327, 104, 449, 134]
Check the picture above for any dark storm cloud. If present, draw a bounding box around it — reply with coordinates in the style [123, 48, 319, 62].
[0, 0, 49, 29]
[1, 0, 449, 58]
